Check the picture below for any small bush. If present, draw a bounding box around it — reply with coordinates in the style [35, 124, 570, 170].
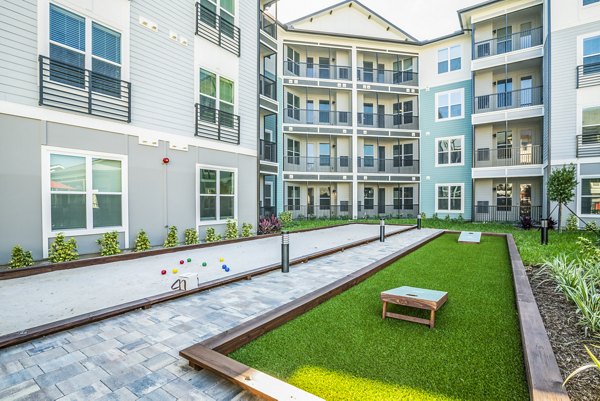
[432, 213, 439, 220]
[519, 215, 533, 230]
[184, 228, 199, 245]
[577, 237, 600, 264]
[205, 227, 222, 243]
[586, 221, 599, 233]
[420, 212, 426, 219]
[133, 229, 151, 252]
[566, 214, 579, 231]
[225, 220, 239, 240]
[547, 217, 557, 230]
[9, 245, 33, 269]
[456, 214, 464, 223]
[444, 214, 450, 221]
[242, 223, 253, 238]
[258, 215, 282, 235]
[163, 226, 179, 248]
[49, 233, 79, 263]
[279, 211, 293, 226]
[97, 231, 121, 256]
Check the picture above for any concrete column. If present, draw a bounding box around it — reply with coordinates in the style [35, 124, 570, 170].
[351, 45, 358, 219]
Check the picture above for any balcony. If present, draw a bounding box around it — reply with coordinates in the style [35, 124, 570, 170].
[473, 204, 542, 223]
[283, 61, 352, 81]
[474, 145, 542, 168]
[283, 204, 353, 220]
[357, 204, 420, 219]
[356, 68, 418, 87]
[474, 86, 543, 114]
[260, 11, 276, 39]
[259, 74, 277, 101]
[473, 27, 543, 60]
[38, 56, 131, 122]
[260, 139, 277, 163]
[577, 133, 600, 158]
[577, 62, 600, 88]
[283, 109, 351, 126]
[284, 156, 352, 173]
[357, 158, 419, 175]
[195, 104, 240, 144]
[195, 3, 240, 56]
[357, 113, 419, 130]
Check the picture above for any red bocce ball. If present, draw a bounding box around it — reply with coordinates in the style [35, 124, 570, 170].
[162, 157, 170, 164]
[161, 269, 167, 275]
[179, 260, 184, 265]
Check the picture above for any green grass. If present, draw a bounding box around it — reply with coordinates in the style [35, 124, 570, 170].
[231, 234, 528, 401]
[285, 218, 594, 267]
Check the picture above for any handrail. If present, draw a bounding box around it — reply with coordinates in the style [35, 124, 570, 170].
[283, 61, 352, 80]
[356, 68, 418, 86]
[474, 145, 542, 167]
[473, 26, 543, 59]
[196, 3, 240, 56]
[283, 108, 352, 126]
[195, 103, 240, 144]
[474, 86, 543, 113]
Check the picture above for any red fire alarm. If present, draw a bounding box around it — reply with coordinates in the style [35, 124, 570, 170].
[162, 157, 170, 164]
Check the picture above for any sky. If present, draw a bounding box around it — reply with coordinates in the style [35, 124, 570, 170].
[276, 0, 485, 41]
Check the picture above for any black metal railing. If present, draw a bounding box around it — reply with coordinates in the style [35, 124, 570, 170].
[38, 56, 131, 122]
[260, 139, 277, 162]
[357, 158, 419, 174]
[577, 133, 600, 157]
[196, 3, 240, 56]
[283, 109, 352, 126]
[473, 27, 543, 59]
[474, 145, 542, 167]
[283, 61, 352, 80]
[259, 206, 277, 219]
[284, 156, 352, 173]
[474, 204, 542, 223]
[474, 86, 543, 113]
[357, 204, 420, 219]
[283, 205, 353, 220]
[357, 113, 419, 130]
[577, 62, 600, 88]
[195, 104, 240, 144]
[356, 68, 418, 86]
[260, 10, 276, 39]
[259, 74, 277, 100]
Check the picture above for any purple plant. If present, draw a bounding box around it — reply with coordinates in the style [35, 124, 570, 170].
[547, 217, 557, 230]
[519, 215, 533, 230]
[258, 215, 282, 235]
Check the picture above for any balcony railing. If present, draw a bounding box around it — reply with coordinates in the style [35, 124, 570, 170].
[357, 158, 419, 174]
[260, 139, 277, 162]
[356, 68, 418, 87]
[195, 104, 240, 144]
[196, 3, 240, 56]
[474, 145, 542, 167]
[357, 204, 420, 219]
[283, 61, 352, 80]
[38, 55, 131, 122]
[357, 113, 419, 130]
[284, 156, 352, 173]
[474, 86, 543, 113]
[283, 205, 353, 220]
[259, 74, 277, 101]
[577, 133, 600, 158]
[260, 11, 277, 39]
[474, 204, 542, 223]
[259, 206, 277, 219]
[577, 62, 600, 88]
[473, 27, 543, 59]
[283, 109, 352, 126]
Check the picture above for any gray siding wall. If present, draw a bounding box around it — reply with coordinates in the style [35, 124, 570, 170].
[0, 0, 38, 105]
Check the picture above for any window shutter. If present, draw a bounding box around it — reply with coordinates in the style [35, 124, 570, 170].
[50, 5, 85, 51]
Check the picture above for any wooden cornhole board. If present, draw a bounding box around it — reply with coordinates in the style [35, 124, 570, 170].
[381, 286, 448, 329]
[458, 231, 482, 243]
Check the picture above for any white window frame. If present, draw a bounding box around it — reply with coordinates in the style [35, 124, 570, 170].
[578, 30, 600, 65]
[437, 45, 462, 74]
[201, 0, 237, 24]
[435, 135, 465, 167]
[435, 88, 465, 122]
[583, 0, 600, 7]
[196, 164, 238, 226]
[579, 174, 600, 217]
[41, 146, 129, 257]
[435, 183, 464, 214]
[199, 67, 236, 116]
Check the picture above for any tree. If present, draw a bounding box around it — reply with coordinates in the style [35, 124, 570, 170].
[547, 164, 577, 232]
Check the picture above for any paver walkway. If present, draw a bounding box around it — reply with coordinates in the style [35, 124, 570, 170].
[0, 224, 408, 336]
[0, 228, 441, 401]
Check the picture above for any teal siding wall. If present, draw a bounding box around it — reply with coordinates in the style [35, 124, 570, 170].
[419, 80, 473, 219]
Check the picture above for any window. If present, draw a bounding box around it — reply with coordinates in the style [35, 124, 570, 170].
[198, 167, 236, 222]
[287, 139, 300, 165]
[48, 150, 125, 232]
[436, 184, 463, 213]
[319, 143, 330, 166]
[199, 68, 235, 126]
[49, 5, 121, 95]
[584, 0, 600, 5]
[286, 93, 300, 120]
[436, 89, 464, 121]
[496, 26, 513, 54]
[286, 47, 300, 75]
[287, 186, 300, 211]
[200, 0, 235, 38]
[393, 187, 414, 210]
[394, 143, 414, 168]
[497, 183, 513, 211]
[364, 187, 374, 210]
[583, 107, 600, 144]
[582, 179, 600, 214]
[436, 136, 463, 166]
[583, 35, 600, 74]
[320, 187, 331, 210]
[363, 145, 374, 167]
[438, 45, 461, 74]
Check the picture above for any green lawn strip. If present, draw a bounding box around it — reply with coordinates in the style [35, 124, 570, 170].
[231, 234, 528, 401]
[285, 219, 592, 266]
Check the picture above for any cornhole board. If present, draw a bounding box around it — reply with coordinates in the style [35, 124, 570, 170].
[458, 231, 481, 243]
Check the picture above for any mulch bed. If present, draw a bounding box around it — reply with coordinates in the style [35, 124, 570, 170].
[526, 266, 600, 401]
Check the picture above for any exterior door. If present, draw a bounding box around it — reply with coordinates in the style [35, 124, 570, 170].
[306, 100, 314, 124]
[319, 100, 330, 124]
[520, 22, 532, 49]
[377, 105, 385, 128]
[319, 57, 330, 79]
[496, 26, 513, 54]
[497, 78, 513, 108]
[378, 188, 386, 214]
[520, 184, 532, 217]
[263, 179, 274, 212]
[363, 103, 374, 126]
[520, 76, 533, 106]
[306, 57, 314, 78]
[286, 47, 300, 75]
[363, 61, 373, 82]
[378, 146, 386, 172]
[307, 188, 314, 216]
[497, 131, 513, 161]
[520, 130, 533, 164]
[306, 143, 315, 171]
[377, 63, 385, 83]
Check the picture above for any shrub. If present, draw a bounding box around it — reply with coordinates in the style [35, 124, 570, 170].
[547, 217, 557, 230]
[258, 215, 282, 235]
[456, 214, 464, 223]
[205, 227, 222, 243]
[279, 211, 293, 226]
[163, 226, 179, 248]
[420, 212, 426, 219]
[9, 245, 33, 269]
[242, 223, 253, 238]
[49, 233, 79, 263]
[444, 214, 450, 221]
[519, 215, 534, 230]
[576, 237, 600, 264]
[97, 231, 121, 256]
[566, 214, 579, 231]
[586, 221, 599, 233]
[432, 213, 439, 220]
[184, 228, 199, 245]
[133, 229, 151, 252]
[225, 220, 239, 240]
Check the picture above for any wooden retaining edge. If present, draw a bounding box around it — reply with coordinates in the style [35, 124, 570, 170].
[0, 225, 415, 350]
[506, 234, 570, 401]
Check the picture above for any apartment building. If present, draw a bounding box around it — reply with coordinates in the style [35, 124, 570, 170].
[0, 0, 259, 260]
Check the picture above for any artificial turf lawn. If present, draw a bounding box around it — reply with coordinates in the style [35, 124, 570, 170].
[230, 234, 528, 401]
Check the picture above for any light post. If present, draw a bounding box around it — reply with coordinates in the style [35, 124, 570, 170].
[281, 231, 290, 273]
